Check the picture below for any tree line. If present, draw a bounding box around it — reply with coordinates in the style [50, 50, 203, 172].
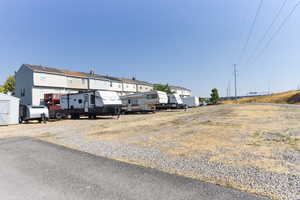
[154, 84, 220, 104]
[0, 75, 15, 94]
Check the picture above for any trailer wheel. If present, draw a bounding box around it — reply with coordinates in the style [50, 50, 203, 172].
[19, 117, 23, 124]
[55, 112, 62, 120]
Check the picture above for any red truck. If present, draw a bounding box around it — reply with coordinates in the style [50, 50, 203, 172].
[44, 93, 65, 119]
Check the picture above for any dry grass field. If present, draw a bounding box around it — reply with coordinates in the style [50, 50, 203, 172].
[223, 90, 300, 104]
[1, 104, 300, 199]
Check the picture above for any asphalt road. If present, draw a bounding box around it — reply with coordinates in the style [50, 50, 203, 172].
[0, 137, 269, 200]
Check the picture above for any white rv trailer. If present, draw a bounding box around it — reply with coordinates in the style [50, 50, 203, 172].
[168, 93, 183, 105]
[60, 90, 122, 119]
[156, 93, 186, 110]
[168, 93, 186, 109]
[182, 96, 199, 107]
[121, 91, 168, 113]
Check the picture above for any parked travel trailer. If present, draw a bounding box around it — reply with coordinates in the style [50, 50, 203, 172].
[19, 105, 49, 123]
[168, 93, 186, 109]
[156, 93, 186, 110]
[182, 96, 199, 107]
[121, 91, 168, 113]
[60, 90, 122, 119]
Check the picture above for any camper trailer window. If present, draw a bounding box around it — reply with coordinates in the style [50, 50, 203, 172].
[78, 99, 82, 104]
[90, 95, 95, 104]
[128, 99, 131, 104]
[74, 99, 77, 101]
[32, 106, 45, 109]
[147, 94, 157, 99]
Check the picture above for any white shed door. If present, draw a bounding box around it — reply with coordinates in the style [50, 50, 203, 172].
[0, 100, 9, 125]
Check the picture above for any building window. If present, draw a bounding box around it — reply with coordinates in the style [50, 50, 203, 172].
[40, 75, 46, 80]
[21, 88, 25, 97]
[110, 81, 113, 87]
[140, 86, 142, 90]
[68, 78, 73, 84]
[82, 79, 86, 84]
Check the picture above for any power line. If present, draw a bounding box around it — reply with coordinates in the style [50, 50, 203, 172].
[246, 0, 288, 65]
[251, 0, 300, 63]
[238, 0, 264, 63]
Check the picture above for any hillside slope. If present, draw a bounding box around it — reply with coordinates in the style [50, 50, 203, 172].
[224, 90, 300, 104]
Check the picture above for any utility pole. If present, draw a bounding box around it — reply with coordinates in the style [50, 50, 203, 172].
[227, 81, 231, 98]
[234, 64, 237, 100]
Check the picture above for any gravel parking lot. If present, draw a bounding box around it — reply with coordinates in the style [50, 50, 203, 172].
[1, 104, 299, 200]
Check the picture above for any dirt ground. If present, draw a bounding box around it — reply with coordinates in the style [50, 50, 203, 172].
[1, 104, 300, 199]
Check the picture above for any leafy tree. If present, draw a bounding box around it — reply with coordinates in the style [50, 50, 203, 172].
[154, 84, 174, 94]
[0, 86, 4, 93]
[210, 88, 220, 104]
[2, 75, 15, 94]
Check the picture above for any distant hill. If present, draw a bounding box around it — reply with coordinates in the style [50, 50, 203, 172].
[223, 90, 300, 104]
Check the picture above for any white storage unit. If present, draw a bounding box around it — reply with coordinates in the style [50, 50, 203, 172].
[0, 93, 20, 125]
[182, 96, 199, 107]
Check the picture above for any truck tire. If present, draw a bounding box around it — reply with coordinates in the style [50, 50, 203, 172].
[55, 112, 62, 120]
[19, 117, 23, 124]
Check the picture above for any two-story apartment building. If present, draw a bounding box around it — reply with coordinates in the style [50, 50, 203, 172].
[135, 80, 153, 93]
[15, 64, 155, 105]
[103, 76, 123, 95]
[170, 86, 192, 97]
[118, 78, 137, 95]
[15, 64, 88, 105]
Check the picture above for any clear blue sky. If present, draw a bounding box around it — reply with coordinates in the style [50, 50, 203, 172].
[1, 0, 300, 97]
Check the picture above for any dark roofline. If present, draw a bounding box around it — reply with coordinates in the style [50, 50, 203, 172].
[24, 64, 65, 75]
[134, 80, 153, 86]
[81, 72, 110, 81]
[23, 64, 153, 85]
[102, 76, 123, 82]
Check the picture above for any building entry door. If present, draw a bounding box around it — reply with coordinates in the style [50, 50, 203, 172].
[84, 95, 89, 112]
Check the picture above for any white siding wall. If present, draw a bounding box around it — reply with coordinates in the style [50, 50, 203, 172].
[182, 90, 192, 96]
[137, 85, 153, 93]
[34, 72, 67, 88]
[66, 76, 89, 89]
[32, 87, 78, 105]
[171, 88, 192, 97]
[89, 79, 110, 90]
[123, 83, 137, 92]
[108, 81, 122, 92]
